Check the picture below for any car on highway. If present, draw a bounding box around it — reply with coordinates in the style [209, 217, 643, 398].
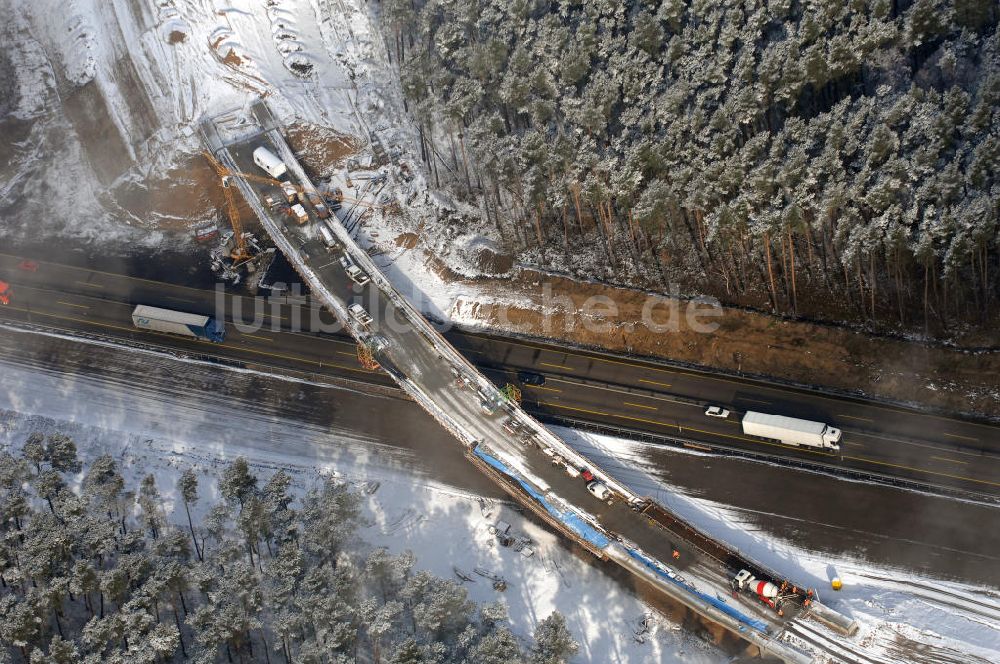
[517, 371, 545, 386]
[704, 405, 730, 419]
[586, 480, 610, 500]
[0, 280, 10, 305]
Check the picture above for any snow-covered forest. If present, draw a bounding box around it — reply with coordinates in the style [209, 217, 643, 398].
[0, 436, 578, 664]
[378, 0, 1000, 335]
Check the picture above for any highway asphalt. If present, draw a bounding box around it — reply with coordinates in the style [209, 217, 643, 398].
[2, 250, 998, 501]
[218, 137, 804, 636]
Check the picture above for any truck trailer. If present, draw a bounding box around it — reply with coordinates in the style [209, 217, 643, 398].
[741, 411, 841, 451]
[131, 305, 226, 343]
[252, 146, 288, 179]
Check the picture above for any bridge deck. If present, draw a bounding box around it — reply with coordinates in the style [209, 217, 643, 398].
[200, 104, 841, 662]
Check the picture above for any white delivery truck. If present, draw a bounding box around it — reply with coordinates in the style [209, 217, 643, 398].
[741, 411, 841, 451]
[131, 305, 225, 342]
[253, 146, 288, 179]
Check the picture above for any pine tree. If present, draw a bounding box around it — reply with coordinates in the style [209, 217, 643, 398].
[529, 612, 578, 664]
[219, 458, 257, 510]
[177, 468, 202, 561]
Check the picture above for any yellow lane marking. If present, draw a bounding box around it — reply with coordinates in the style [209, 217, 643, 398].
[0, 253, 212, 295]
[338, 351, 357, 358]
[167, 296, 196, 304]
[932, 456, 968, 465]
[6, 252, 1000, 439]
[943, 433, 978, 443]
[838, 414, 874, 422]
[540, 362, 574, 370]
[535, 398, 996, 489]
[75, 281, 101, 288]
[844, 442, 866, 448]
[639, 379, 672, 388]
[0, 305, 375, 376]
[740, 398, 771, 405]
[624, 402, 658, 411]
[491, 334, 1000, 433]
[848, 429, 985, 457]
[842, 455, 1000, 488]
[546, 376, 700, 407]
[529, 385, 562, 393]
[241, 334, 273, 342]
[57, 301, 89, 310]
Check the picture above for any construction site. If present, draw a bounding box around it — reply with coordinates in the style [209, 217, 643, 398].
[195, 99, 866, 664]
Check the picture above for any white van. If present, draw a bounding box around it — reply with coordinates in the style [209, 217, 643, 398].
[318, 224, 337, 249]
[253, 147, 288, 179]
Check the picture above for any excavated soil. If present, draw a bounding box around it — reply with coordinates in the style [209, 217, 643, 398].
[452, 270, 1000, 417]
[106, 153, 226, 232]
[395, 232, 419, 249]
[286, 122, 363, 178]
[474, 244, 515, 275]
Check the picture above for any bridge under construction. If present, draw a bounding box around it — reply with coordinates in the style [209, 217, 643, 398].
[200, 100, 856, 664]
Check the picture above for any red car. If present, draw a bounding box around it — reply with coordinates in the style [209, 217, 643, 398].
[18, 259, 38, 272]
[580, 469, 595, 482]
[0, 281, 10, 305]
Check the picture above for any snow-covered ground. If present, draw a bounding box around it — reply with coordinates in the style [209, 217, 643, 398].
[1, 328, 998, 662]
[563, 430, 1000, 664]
[0, 0, 390, 244]
[0, 333, 725, 664]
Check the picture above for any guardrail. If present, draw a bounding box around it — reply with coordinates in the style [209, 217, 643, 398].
[536, 412, 999, 505]
[200, 104, 848, 660]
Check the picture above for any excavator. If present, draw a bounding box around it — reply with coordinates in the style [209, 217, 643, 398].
[201, 149, 387, 370]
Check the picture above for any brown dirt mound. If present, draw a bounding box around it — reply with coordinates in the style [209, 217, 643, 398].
[168, 31, 187, 45]
[395, 232, 419, 249]
[222, 49, 243, 67]
[474, 245, 514, 275]
[286, 123, 363, 178]
[455, 270, 1000, 417]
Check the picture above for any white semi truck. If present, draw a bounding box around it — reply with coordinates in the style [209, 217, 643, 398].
[741, 411, 841, 451]
[131, 305, 226, 343]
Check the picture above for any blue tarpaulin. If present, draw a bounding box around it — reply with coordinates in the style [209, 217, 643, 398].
[625, 548, 770, 633]
[473, 447, 611, 549]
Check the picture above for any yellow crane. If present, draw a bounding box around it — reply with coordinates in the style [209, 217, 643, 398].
[204, 151, 382, 210]
[202, 150, 255, 262]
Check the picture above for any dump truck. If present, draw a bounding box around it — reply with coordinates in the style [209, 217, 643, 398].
[741, 411, 841, 451]
[304, 191, 330, 219]
[131, 305, 225, 342]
